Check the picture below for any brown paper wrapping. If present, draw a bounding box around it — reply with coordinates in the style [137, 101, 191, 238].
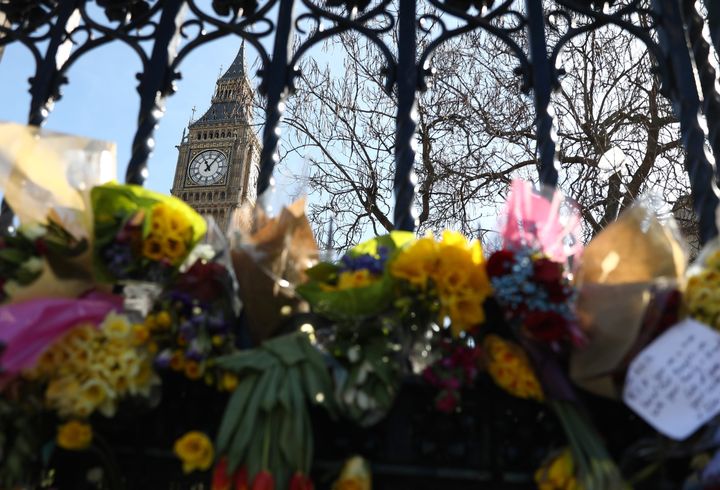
[229, 199, 318, 344]
[570, 203, 687, 398]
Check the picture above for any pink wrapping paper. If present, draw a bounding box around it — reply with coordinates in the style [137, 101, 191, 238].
[0, 292, 122, 379]
[500, 180, 582, 263]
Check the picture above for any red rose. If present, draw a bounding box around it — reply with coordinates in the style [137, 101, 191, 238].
[486, 250, 516, 278]
[532, 258, 564, 284]
[524, 311, 568, 343]
[175, 261, 228, 303]
[34, 238, 48, 256]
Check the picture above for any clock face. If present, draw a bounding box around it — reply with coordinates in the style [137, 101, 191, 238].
[188, 150, 228, 186]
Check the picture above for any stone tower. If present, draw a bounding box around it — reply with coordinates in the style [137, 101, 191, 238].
[170, 42, 260, 231]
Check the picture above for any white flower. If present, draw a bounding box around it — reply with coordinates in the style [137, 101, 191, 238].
[18, 223, 46, 240]
[3, 280, 21, 298]
[347, 345, 361, 363]
[21, 257, 44, 275]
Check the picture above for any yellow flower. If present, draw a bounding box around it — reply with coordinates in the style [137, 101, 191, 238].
[131, 323, 150, 346]
[220, 372, 239, 392]
[57, 421, 93, 451]
[535, 448, 580, 490]
[144, 314, 158, 330]
[46, 377, 81, 405]
[170, 350, 185, 371]
[152, 202, 194, 242]
[155, 310, 173, 330]
[79, 378, 114, 409]
[446, 293, 486, 336]
[390, 236, 438, 287]
[333, 456, 371, 490]
[174, 431, 214, 474]
[184, 360, 204, 380]
[143, 235, 165, 262]
[150, 202, 172, 233]
[484, 335, 544, 401]
[337, 269, 376, 290]
[162, 232, 188, 264]
[100, 312, 132, 341]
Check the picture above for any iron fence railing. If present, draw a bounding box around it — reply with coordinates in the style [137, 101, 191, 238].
[1, 0, 719, 238]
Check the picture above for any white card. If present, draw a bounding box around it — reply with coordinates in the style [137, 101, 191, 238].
[623, 318, 720, 440]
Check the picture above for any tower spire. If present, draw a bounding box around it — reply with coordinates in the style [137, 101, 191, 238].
[220, 40, 247, 80]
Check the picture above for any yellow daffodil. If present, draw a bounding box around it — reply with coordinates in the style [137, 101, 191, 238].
[333, 456, 371, 490]
[446, 293, 486, 336]
[484, 334, 544, 401]
[57, 421, 93, 451]
[131, 323, 150, 346]
[100, 312, 132, 340]
[390, 236, 438, 287]
[34, 315, 157, 419]
[155, 311, 173, 329]
[535, 448, 580, 490]
[174, 431, 214, 474]
[391, 231, 492, 336]
[79, 378, 113, 409]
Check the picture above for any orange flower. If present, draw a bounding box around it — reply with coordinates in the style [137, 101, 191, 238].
[484, 335, 544, 401]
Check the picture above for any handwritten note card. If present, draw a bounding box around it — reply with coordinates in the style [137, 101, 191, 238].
[623, 318, 720, 440]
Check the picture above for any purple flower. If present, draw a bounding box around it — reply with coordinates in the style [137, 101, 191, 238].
[179, 321, 197, 340]
[103, 243, 133, 277]
[154, 349, 172, 369]
[339, 247, 389, 275]
[185, 340, 205, 361]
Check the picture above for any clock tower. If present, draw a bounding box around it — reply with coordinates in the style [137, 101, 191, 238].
[170, 42, 260, 231]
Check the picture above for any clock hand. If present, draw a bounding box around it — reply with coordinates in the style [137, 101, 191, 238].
[204, 155, 221, 172]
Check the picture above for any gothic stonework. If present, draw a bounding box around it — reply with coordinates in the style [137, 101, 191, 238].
[170, 43, 260, 232]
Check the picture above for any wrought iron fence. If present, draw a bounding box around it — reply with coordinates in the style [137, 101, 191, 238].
[2, 1, 719, 487]
[1, 0, 720, 242]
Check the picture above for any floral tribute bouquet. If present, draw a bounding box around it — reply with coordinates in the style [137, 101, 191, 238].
[0, 125, 243, 489]
[0, 123, 715, 490]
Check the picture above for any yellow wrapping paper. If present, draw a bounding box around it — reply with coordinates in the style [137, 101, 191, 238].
[570, 202, 687, 398]
[0, 122, 116, 227]
[229, 198, 318, 343]
[0, 123, 116, 302]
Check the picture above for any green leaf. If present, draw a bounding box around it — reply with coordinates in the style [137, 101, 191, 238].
[227, 368, 271, 471]
[262, 334, 307, 366]
[296, 273, 394, 320]
[245, 414, 266, 483]
[0, 248, 28, 264]
[287, 368, 306, 471]
[276, 375, 292, 411]
[350, 231, 415, 256]
[303, 261, 339, 282]
[215, 349, 277, 373]
[301, 404, 314, 474]
[259, 366, 282, 412]
[216, 373, 258, 453]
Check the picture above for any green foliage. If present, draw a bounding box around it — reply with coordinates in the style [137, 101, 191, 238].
[215, 333, 335, 489]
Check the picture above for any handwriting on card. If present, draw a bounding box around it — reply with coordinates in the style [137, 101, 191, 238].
[623, 318, 720, 440]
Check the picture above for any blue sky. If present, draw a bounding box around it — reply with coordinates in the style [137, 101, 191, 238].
[1, 29, 261, 196]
